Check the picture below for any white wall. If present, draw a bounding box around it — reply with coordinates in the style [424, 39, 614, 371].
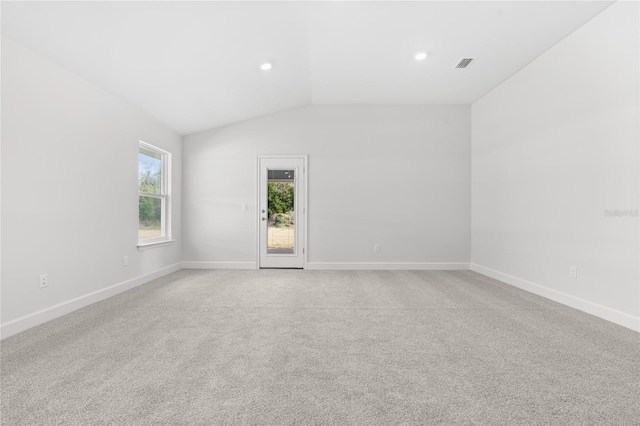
[471, 1, 639, 331]
[183, 105, 471, 269]
[1, 36, 183, 337]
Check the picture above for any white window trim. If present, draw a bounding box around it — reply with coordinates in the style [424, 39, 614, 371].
[137, 239, 175, 251]
[138, 141, 172, 248]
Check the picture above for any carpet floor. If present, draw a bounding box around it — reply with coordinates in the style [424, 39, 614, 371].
[1, 269, 639, 425]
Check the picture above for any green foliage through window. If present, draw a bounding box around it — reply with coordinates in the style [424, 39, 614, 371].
[139, 196, 161, 226]
[268, 182, 294, 216]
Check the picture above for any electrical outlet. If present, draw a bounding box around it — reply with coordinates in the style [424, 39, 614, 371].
[123, 256, 128, 266]
[39, 273, 48, 288]
[569, 266, 577, 279]
[374, 244, 381, 252]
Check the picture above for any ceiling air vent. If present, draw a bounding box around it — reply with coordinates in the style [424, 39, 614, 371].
[454, 58, 475, 69]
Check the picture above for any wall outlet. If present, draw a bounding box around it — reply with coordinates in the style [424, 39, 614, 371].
[123, 256, 128, 266]
[374, 244, 381, 252]
[569, 266, 577, 279]
[39, 273, 48, 288]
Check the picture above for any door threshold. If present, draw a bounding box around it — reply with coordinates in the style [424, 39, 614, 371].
[259, 267, 304, 270]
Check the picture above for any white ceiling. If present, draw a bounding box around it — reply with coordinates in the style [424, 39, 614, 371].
[2, 1, 613, 135]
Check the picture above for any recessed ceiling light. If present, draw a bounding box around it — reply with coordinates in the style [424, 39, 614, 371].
[260, 63, 272, 71]
[414, 52, 428, 61]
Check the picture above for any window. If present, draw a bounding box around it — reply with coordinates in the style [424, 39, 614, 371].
[138, 141, 170, 246]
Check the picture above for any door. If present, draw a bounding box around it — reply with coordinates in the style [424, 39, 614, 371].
[258, 156, 306, 268]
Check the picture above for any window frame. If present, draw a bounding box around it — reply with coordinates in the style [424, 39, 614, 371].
[137, 141, 172, 249]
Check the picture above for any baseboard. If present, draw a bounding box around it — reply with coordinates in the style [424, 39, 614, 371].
[0, 263, 183, 340]
[470, 264, 640, 333]
[182, 261, 257, 270]
[306, 262, 470, 271]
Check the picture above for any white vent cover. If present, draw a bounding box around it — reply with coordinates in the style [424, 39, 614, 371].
[454, 58, 476, 69]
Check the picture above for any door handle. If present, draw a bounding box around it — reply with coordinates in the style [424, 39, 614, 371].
[261, 217, 266, 221]
[262, 209, 266, 213]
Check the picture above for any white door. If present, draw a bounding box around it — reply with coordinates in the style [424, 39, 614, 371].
[258, 156, 306, 268]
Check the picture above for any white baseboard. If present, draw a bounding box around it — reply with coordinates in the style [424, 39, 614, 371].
[182, 261, 257, 270]
[0, 263, 182, 340]
[306, 262, 470, 270]
[470, 264, 640, 333]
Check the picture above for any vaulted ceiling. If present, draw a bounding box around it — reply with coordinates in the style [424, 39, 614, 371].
[2, 1, 613, 135]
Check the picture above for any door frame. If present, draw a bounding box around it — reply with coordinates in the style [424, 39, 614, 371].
[256, 155, 308, 269]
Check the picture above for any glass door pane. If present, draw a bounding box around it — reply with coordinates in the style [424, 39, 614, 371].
[267, 169, 295, 255]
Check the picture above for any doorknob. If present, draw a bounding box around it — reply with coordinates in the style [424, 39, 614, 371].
[262, 209, 266, 213]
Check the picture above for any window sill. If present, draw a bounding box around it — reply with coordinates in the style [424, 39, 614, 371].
[137, 239, 175, 251]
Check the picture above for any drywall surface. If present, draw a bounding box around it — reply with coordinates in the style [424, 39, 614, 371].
[1, 36, 183, 335]
[183, 105, 471, 268]
[471, 1, 639, 330]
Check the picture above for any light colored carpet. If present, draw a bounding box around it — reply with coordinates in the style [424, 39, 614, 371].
[1, 270, 639, 425]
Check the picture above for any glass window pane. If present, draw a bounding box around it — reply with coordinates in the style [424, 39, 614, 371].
[138, 150, 162, 194]
[267, 169, 295, 254]
[139, 196, 162, 240]
[267, 169, 294, 181]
